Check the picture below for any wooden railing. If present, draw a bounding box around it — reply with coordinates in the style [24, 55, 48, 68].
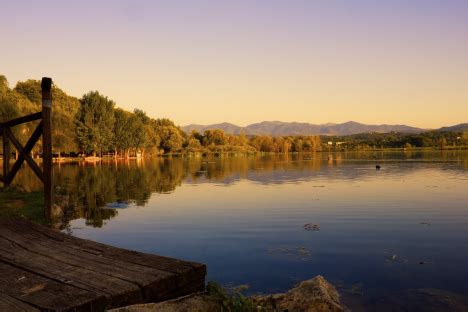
[0, 77, 53, 218]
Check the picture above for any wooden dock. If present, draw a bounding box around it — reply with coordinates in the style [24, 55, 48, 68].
[0, 218, 206, 311]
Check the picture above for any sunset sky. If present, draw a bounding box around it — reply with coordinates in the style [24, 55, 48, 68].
[1, 0, 467, 128]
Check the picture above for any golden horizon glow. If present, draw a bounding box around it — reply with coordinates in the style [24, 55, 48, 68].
[1, 1, 467, 128]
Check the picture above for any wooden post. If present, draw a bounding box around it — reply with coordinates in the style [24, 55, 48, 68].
[41, 77, 53, 219]
[2, 130, 10, 186]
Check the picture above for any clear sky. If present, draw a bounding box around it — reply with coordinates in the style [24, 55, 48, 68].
[1, 0, 467, 128]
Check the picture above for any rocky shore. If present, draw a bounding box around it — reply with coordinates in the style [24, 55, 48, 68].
[110, 275, 344, 312]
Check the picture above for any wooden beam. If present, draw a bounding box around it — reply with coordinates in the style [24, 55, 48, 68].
[4, 128, 44, 183]
[4, 122, 43, 185]
[42, 77, 53, 219]
[0, 112, 42, 129]
[2, 129, 10, 186]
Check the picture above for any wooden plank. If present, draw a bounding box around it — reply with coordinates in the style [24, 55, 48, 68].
[0, 294, 39, 312]
[4, 128, 44, 182]
[15, 218, 206, 276]
[42, 77, 53, 219]
[0, 218, 207, 309]
[4, 122, 43, 185]
[0, 236, 143, 308]
[0, 262, 106, 311]
[0, 219, 206, 301]
[0, 112, 42, 129]
[0, 226, 178, 303]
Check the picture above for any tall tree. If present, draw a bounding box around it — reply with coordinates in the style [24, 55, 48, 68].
[112, 108, 133, 156]
[0, 76, 19, 122]
[154, 119, 184, 153]
[75, 91, 115, 156]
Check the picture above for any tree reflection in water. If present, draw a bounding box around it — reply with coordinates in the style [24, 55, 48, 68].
[6, 150, 467, 229]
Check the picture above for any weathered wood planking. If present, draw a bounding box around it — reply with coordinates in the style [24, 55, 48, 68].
[0, 294, 40, 312]
[0, 218, 206, 311]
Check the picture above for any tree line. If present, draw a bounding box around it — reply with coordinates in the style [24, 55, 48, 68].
[2, 75, 465, 157]
[323, 131, 468, 151]
[1, 75, 321, 157]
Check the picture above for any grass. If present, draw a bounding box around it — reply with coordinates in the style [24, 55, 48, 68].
[0, 187, 49, 224]
[206, 281, 266, 312]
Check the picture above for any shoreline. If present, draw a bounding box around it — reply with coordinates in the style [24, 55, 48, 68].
[1, 147, 465, 164]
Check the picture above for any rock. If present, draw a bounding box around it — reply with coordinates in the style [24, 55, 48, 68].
[110, 276, 344, 312]
[252, 275, 344, 312]
[109, 293, 220, 312]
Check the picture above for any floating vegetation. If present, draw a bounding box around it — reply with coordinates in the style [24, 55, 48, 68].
[419, 221, 432, 226]
[303, 223, 320, 231]
[349, 283, 364, 295]
[384, 250, 408, 264]
[268, 246, 312, 261]
[298, 247, 310, 256]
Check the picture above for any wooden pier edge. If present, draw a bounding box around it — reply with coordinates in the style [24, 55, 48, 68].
[0, 218, 207, 311]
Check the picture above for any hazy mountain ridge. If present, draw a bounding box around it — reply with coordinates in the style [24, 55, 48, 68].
[438, 123, 468, 132]
[182, 121, 430, 136]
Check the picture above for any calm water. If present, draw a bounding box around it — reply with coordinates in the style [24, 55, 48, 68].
[11, 151, 468, 310]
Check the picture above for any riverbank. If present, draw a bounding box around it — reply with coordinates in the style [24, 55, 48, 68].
[2, 146, 465, 164]
[0, 187, 47, 224]
[111, 275, 345, 312]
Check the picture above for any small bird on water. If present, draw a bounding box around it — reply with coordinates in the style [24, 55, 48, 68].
[376, 165, 381, 170]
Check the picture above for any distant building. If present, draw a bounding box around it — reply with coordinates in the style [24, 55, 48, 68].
[327, 141, 333, 145]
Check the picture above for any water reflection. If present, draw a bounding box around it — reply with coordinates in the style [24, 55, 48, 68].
[7, 151, 468, 230]
[4, 151, 468, 310]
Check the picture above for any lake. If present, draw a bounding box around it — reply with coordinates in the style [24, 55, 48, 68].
[10, 151, 468, 310]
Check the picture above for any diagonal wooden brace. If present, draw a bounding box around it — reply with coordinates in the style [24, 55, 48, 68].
[4, 122, 44, 184]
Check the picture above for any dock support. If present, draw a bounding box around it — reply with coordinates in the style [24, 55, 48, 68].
[41, 77, 53, 219]
[2, 132, 10, 186]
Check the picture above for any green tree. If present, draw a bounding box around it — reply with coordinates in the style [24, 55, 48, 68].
[154, 119, 184, 153]
[14, 79, 80, 155]
[0, 76, 19, 122]
[128, 113, 146, 155]
[14, 79, 42, 104]
[0, 75, 9, 94]
[113, 108, 134, 156]
[75, 91, 115, 156]
[203, 129, 227, 146]
[134, 108, 150, 124]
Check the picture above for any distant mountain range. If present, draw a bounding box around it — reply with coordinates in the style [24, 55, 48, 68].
[438, 123, 468, 132]
[182, 121, 467, 136]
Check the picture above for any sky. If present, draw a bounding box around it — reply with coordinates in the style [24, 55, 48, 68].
[1, 0, 467, 128]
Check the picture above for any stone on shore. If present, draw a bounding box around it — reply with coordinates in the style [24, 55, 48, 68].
[110, 275, 344, 312]
[252, 275, 343, 312]
[108, 293, 220, 312]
